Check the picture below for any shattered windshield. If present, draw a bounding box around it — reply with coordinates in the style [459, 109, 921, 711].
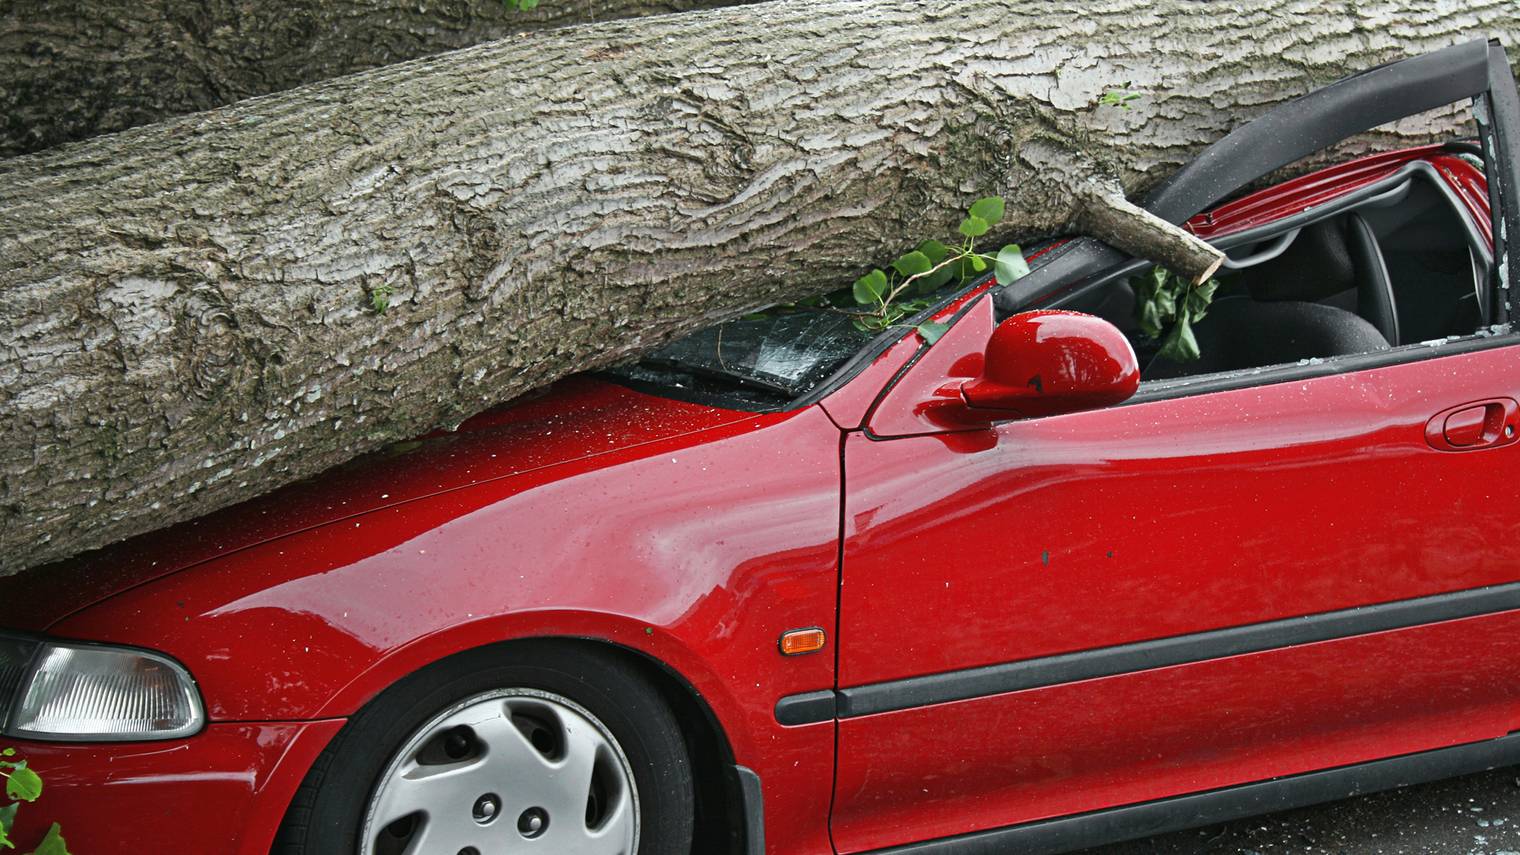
[605, 305, 876, 408]
[605, 250, 1019, 409]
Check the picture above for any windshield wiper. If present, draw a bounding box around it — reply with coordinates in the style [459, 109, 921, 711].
[638, 357, 797, 398]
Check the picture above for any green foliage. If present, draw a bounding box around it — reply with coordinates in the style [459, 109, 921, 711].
[1133, 266, 1218, 362]
[2, 766, 38, 804]
[369, 282, 395, 314]
[844, 196, 1029, 339]
[851, 268, 889, 306]
[1098, 85, 1143, 110]
[915, 321, 950, 344]
[503, 0, 540, 9]
[968, 196, 1005, 224]
[994, 244, 1029, 286]
[0, 750, 70, 855]
[28, 827, 65, 855]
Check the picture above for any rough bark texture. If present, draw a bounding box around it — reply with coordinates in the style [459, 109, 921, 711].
[1078, 184, 1225, 284]
[3, 0, 1519, 575]
[0, 0, 754, 156]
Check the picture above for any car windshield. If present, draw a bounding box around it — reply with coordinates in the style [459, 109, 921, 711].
[605, 305, 876, 408]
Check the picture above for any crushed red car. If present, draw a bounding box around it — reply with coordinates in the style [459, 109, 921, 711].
[1, 38, 1519, 855]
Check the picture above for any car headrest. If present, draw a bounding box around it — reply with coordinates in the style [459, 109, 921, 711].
[1231, 219, 1355, 302]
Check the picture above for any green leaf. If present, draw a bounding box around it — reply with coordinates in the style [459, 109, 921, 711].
[916, 239, 950, 265]
[1157, 311, 1201, 362]
[27, 823, 67, 855]
[994, 244, 1030, 285]
[0, 802, 15, 849]
[958, 216, 989, 238]
[892, 250, 934, 278]
[916, 322, 950, 344]
[1185, 278, 1219, 322]
[969, 255, 988, 273]
[852, 269, 889, 306]
[969, 196, 1005, 226]
[1153, 283, 1176, 319]
[5, 765, 39, 803]
[1, 750, 14, 757]
[1138, 299, 1163, 339]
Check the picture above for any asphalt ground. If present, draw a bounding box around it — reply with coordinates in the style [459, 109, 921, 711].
[1082, 768, 1520, 854]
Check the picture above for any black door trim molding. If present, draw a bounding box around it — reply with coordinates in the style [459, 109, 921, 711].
[861, 731, 1520, 854]
[776, 581, 1520, 725]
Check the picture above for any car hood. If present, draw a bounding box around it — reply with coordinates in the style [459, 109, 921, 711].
[0, 376, 759, 631]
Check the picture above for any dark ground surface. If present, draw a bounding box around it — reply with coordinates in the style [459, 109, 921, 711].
[1080, 768, 1520, 854]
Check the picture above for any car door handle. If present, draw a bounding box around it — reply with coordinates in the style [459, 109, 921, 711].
[1426, 398, 1520, 451]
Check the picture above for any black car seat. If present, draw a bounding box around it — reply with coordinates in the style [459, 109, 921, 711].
[1146, 217, 1394, 380]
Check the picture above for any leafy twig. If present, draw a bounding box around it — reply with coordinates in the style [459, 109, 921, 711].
[849, 196, 1031, 339]
[1133, 265, 1218, 362]
[0, 748, 70, 854]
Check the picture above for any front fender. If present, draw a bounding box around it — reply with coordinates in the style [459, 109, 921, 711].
[50, 406, 843, 854]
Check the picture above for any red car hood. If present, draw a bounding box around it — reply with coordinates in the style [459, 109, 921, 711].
[0, 376, 758, 631]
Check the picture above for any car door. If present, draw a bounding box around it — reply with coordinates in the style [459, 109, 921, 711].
[826, 40, 1520, 853]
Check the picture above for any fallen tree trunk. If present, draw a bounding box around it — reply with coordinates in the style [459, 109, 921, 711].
[3, 0, 1517, 575]
[0, 0, 754, 156]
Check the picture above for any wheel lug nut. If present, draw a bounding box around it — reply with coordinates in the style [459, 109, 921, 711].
[518, 806, 549, 838]
[472, 793, 500, 825]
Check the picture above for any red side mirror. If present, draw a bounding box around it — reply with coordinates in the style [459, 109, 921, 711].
[961, 310, 1139, 420]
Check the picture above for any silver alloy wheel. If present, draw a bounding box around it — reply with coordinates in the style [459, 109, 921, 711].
[361, 688, 640, 855]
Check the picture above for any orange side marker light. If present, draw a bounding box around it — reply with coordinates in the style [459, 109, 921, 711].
[779, 627, 827, 656]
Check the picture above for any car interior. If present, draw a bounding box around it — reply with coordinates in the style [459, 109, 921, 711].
[1060, 152, 1496, 384]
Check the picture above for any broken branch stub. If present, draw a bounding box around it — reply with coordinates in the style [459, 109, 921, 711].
[1076, 185, 1225, 285]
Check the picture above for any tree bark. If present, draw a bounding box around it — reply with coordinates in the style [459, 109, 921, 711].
[0, 0, 754, 156]
[2, 0, 1517, 575]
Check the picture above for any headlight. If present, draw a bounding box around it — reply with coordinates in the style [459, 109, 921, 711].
[0, 634, 203, 741]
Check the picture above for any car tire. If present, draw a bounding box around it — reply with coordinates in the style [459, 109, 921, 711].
[273, 640, 695, 854]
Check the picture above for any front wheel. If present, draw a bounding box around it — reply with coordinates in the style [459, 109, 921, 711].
[275, 642, 695, 855]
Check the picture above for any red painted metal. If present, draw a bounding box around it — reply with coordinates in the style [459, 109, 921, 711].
[0, 143, 1506, 855]
[0, 377, 756, 631]
[40, 396, 843, 855]
[817, 278, 996, 431]
[961, 311, 1139, 418]
[834, 612, 1520, 851]
[1186, 145, 1492, 243]
[837, 340, 1520, 850]
[2, 720, 343, 855]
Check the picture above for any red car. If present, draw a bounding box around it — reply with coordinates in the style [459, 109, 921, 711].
[2, 39, 1519, 855]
